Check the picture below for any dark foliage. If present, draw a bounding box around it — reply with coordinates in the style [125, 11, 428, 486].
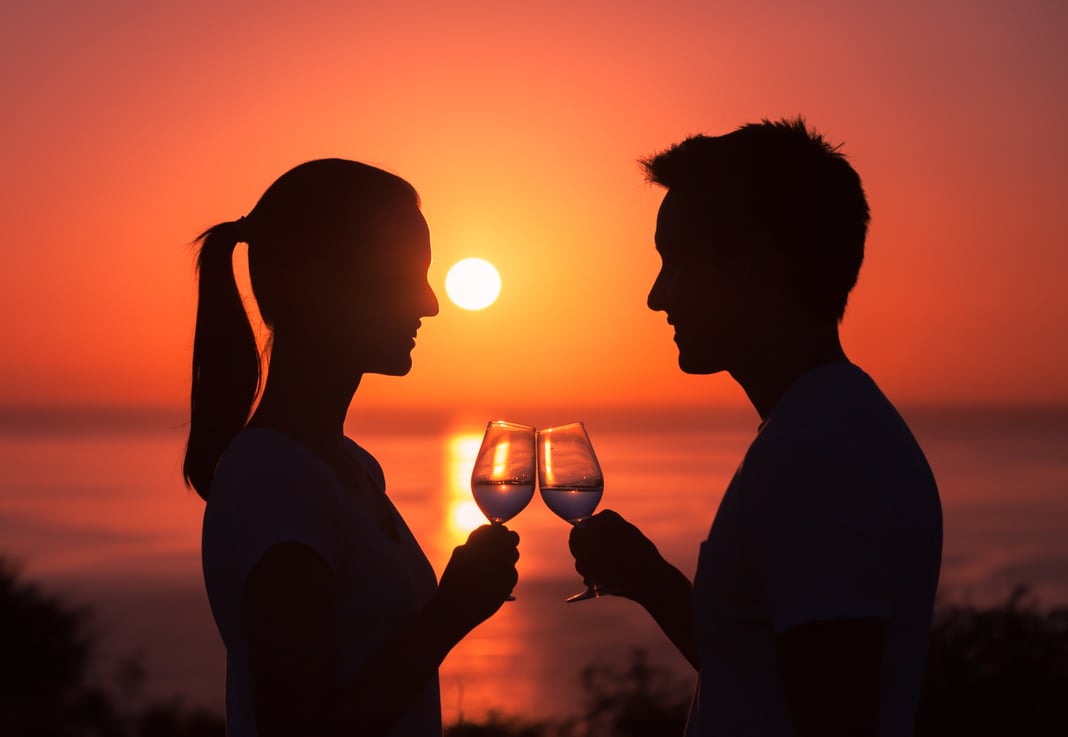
[0, 556, 224, 737]
[561, 649, 692, 737]
[0, 556, 118, 736]
[134, 702, 225, 737]
[915, 585, 1068, 737]
[445, 711, 551, 737]
[449, 587, 1068, 737]
[6, 553, 1067, 737]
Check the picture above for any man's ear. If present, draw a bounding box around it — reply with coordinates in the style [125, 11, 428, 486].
[743, 230, 790, 315]
[748, 227, 784, 270]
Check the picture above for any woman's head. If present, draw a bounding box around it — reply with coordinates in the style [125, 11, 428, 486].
[184, 159, 438, 498]
[243, 159, 438, 373]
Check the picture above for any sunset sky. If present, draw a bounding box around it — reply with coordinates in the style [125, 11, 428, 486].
[2, 0, 1065, 413]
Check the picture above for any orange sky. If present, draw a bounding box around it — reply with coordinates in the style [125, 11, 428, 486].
[2, 0, 1066, 412]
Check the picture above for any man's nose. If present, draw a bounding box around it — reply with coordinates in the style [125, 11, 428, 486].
[647, 271, 671, 312]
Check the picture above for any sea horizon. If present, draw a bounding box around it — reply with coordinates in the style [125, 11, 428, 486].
[3, 398, 1066, 435]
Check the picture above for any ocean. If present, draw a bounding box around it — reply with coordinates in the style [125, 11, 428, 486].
[1, 404, 1065, 724]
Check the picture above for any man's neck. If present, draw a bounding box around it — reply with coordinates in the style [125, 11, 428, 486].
[730, 323, 847, 421]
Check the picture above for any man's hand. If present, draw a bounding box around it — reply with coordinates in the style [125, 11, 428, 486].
[568, 509, 666, 601]
[569, 509, 698, 668]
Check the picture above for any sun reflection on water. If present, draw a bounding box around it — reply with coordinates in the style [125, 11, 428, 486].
[444, 432, 486, 546]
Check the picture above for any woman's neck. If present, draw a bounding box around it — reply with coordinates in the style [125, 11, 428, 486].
[248, 342, 362, 457]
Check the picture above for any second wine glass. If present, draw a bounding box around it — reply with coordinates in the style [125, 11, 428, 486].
[471, 420, 536, 600]
[536, 422, 607, 602]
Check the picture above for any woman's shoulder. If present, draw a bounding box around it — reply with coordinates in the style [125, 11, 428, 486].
[203, 429, 349, 579]
[343, 438, 386, 491]
[212, 428, 331, 497]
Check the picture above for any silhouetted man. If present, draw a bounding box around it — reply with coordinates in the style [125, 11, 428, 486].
[570, 118, 942, 737]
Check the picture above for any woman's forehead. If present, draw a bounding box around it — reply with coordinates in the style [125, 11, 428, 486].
[338, 204, 430, 258]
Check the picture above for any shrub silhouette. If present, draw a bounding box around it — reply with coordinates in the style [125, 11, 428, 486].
[0, 556, 224, 737]
[447, 588, 1068, 737]
[445, 711, 551, 737]
[915, 585, 1068, 737]
[134, 702, 228, 737]
[5, 553, 1067, 737]
[562, 648, 692, 737]
[0, 556, 122, 735]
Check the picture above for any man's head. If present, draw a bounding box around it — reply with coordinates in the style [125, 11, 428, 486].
[643, 117, 870, 374]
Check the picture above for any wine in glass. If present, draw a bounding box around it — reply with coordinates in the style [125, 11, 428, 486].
[536, 422, 607, 602]
[471, 420, 536, 600]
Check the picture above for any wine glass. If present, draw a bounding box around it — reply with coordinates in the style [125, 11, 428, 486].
[536, 422, 607, 602]
[471, 420, 536, 600]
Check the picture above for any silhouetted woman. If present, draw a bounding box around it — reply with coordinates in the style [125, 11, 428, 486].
[184, 159, 519, 737]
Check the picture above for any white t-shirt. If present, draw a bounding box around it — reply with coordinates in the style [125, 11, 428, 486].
[202, 428, 442, 737]
[685, 362, 942, 737]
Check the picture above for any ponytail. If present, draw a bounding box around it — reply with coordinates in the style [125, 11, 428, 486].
[183, 220, 261, 499]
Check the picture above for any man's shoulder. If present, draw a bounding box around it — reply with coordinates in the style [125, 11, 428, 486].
[742, 363, 934, 488]
[762, 363, 910, 438]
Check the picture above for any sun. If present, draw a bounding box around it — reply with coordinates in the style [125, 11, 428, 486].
[445, 258, 501, 311]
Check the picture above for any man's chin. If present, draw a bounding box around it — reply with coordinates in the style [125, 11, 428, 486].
[677, 352, 721, 375]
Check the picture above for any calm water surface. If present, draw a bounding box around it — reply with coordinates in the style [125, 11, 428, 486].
[1, 405, 1065, 722]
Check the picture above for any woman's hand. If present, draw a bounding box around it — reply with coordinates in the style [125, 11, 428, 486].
[329, 525, 519, 736]
[436, 524, 520, 629]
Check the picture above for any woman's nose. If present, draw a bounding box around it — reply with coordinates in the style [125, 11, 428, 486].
[423, 283, 440, 317]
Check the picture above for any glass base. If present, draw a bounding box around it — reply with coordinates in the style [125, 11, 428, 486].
[565, 583, 618, 602]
